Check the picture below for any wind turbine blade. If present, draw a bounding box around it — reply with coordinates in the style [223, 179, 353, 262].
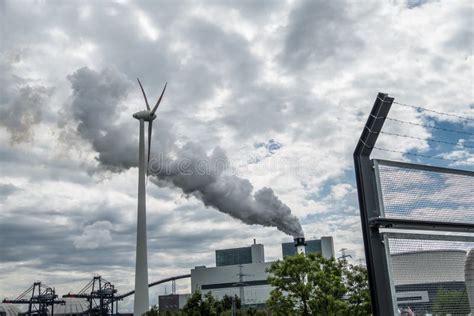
[137, 78, 150, 111]
[147, 120, 153, 176]
[151, 82, 167, 115]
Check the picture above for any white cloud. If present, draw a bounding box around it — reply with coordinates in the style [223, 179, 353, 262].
[73, 221, 113, 249]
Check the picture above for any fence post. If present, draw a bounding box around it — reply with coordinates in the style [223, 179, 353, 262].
[353, 93, 395, 315]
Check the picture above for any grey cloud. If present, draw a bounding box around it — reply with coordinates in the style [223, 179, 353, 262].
[0, 84, 53, 143]
[406, 0, 431, 9]
[0, 144, 94, 186]
[0, 203, 241, 275]
[442, 3, 473, 55]
[0, 210, 134, 271]
[279, 0, 364, 71]
[444, 24, 473, 55]
[73, 221, 113, 250]
[207, 0, 284, 20]
[0, 184, 18, 200]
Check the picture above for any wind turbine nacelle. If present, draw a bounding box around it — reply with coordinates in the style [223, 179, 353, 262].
[133, 110, 156, 121]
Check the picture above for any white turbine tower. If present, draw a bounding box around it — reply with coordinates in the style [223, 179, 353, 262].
[132, 78, 167, 316]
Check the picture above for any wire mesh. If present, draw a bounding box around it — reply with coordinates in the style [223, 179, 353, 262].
[386, 236, 474, 315]
[375, 161, 474, 224]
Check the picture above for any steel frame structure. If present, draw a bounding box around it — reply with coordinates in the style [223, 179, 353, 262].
[354, 92, 474, 315]
[2, 282, 65, 316]
[63, 276, 117, 316]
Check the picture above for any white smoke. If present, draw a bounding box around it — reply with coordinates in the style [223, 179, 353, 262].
[151, 143, 304, 237]
[65, 67, 304, 237]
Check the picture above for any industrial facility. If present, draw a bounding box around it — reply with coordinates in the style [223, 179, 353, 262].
[3, 237, 474, 315]
[184, 237, 335, 310]
[1, 237, 334, 315]
[282, 236, 334, 258]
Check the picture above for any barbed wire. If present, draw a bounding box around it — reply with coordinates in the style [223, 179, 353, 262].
[380, 131, 474, 149]
[393, 100, 474, 122]
[372, 146, 464, 163]
[385, 117, 474, 136]
[362, 98, 474, 165]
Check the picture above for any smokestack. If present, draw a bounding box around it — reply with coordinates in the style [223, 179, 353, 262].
[294, 237, 306, 255]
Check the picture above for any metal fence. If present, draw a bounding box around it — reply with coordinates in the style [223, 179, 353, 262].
[354, 93, 474, 315]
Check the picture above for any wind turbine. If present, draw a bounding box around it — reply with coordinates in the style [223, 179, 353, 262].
[132, 78, 167, 316]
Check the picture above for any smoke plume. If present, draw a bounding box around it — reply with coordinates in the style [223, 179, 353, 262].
[0, 74, 52, 143]
[66, 67, 304, 237]
[151, 143, 304, 237]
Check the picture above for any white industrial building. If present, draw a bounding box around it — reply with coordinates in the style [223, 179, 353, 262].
[190, 237, 335, 307]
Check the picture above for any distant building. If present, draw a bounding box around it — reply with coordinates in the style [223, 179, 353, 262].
[216, 241, 264, 266]
[191, 261, 272, 307]
[191, 237, 336, 307]
[282, 236, 335, 258]
[158, 294, 190, 313]
[192, 240, 270, 307]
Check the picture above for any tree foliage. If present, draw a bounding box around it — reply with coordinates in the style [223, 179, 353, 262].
[266, 253, 371, 316]
[432, 289, 471, 315]
[181, 290, 243, 316]
[344, 263, 371, 315]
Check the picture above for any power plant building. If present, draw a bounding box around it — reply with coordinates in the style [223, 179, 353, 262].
[158, 294, 190, 313]
[192, 241, 271, 306]
[216, 242, 264, 267]
[191, 237, 335, 307]
[282, 236, 335, 258]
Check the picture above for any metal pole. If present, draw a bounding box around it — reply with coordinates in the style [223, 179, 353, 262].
[134, 119, 149, 316]
[231, 297, 236, 316]
[111, 287, 114, 316]
[238, 265, 244, 306]
[353, 93, 395, 315]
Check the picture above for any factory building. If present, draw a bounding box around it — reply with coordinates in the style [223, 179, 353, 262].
[282, 236, 335, 258]
[190, 237, 335, 307]
[158, 294, 190, 313]
[192, 240, 271, 307]
[215, 240, 264, 266]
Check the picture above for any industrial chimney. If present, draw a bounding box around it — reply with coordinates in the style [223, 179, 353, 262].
[294, 237, 306, 255]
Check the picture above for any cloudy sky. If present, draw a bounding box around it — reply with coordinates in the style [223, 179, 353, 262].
[0, 0, 473, 310]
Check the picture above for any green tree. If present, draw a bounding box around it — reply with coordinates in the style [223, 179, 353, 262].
[144, 305, 160, 316]
[267, 253, 348, 315]
[181, 290, 218, 316]
[307, 254, 348, 315]
[267, 253, 313, 315]
[432, 289, 471, 315]
[267, 253, 371, 316]
[217, 294, 241, 314]
[182, 291, 243, 316]
[343, 263, 371, 315]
